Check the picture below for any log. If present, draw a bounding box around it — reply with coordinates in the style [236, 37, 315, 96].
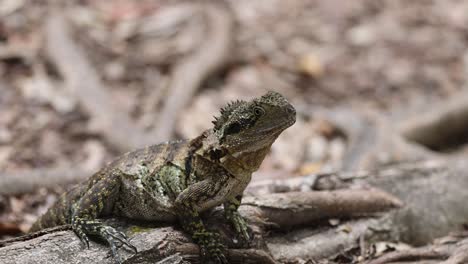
[2, 160, 468, 263]
[0, 189, 400, 264]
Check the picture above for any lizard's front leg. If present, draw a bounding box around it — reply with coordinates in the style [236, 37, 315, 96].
[71, 170, 136, 263]
[175, 178, 229, 264]
[224, 195, 252, 246]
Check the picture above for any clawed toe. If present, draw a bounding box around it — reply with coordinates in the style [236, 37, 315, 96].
[229, 214, 253, 246]
[73, 226, 90, 249]
[101, 226, 137, 254]
[198, 232, 229, 264]
[73, 222, 137, 264]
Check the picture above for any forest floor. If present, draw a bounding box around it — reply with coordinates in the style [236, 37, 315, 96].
[1, 0, 468, 263]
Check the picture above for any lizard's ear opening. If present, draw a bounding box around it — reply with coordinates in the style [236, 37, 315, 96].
[209, 148, 226, 160]
[223, 122, 242, 135]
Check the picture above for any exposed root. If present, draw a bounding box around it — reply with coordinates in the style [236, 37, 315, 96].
[153, 1, 234, 141]
[367, 236, 468, 264]
[45, 12, 150, 151]
[241, 189, 402, 228]
[45, 1, 234, 152]
[0, 167, 91, 195]
[366, 247, 451, 264]
[401, 90, 468, 152]
[440, 243, 468, 264]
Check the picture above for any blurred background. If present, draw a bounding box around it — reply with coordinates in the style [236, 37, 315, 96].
[1, 0, 468, 239]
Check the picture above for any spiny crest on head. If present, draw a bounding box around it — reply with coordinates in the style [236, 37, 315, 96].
[256, 91, 289, 106]
[212, 99, 246, 130]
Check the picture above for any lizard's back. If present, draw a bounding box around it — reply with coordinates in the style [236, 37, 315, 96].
[110, 139, 196, 222]
[30, 139, 194, 231]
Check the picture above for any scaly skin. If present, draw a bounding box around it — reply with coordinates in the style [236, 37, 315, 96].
[30, 91, 296, 263]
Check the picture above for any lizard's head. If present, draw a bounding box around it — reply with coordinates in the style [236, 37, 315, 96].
[212, 91, 296, 155]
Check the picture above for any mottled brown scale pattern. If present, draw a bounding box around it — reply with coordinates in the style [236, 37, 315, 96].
[31, 91, 296, 264]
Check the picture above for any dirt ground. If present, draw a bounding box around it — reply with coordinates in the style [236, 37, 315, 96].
[1, 0, 468, 262]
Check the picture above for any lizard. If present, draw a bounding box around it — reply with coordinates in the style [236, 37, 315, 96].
[30, 91, 296, 263]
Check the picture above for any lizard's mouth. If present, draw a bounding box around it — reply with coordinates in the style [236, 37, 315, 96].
[237, 121, 292, 151]
[253, 118, 295, 136]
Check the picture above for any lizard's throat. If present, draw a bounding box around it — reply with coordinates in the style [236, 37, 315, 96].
[220, 145, 271, 175]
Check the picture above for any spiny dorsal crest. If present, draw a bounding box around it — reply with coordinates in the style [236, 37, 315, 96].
[212, 99, 246, 130]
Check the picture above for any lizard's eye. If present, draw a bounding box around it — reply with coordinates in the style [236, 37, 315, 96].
[253, 106, 265, 116]
[224, 122, 242, 135]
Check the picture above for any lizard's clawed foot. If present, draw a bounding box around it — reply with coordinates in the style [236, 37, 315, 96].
[99, 226, 137, 263]
[73, 219, 137, 264]
[194, 231, 228, 264]
[228, 212, 253, 247]
[74, 225, 90, 249]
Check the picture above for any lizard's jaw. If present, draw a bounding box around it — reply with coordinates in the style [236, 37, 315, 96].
[221, 144, 273, 175]
[231, 119, 292, 153]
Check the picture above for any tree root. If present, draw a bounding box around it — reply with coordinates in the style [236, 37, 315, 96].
[0, 225, 276, 264]
[367, 235, 468, 264]
[0, 186, 401, 263]
[154, 1, 234, 142]
[441, 242, 468, 264]
[6, 1, 236, 197]
[45, 12, 149, 152]
[312, 89, 468, 171]
[240, 189, 402, 229]
[367, 247, 451, 264]
[400, 90, 468, 151]
[309, 107, 437, 171]
[0, 167, 92, 195]
[2, 161, 468, 263]
[44, 1, 234, 152]
[246, 160, 444, 194]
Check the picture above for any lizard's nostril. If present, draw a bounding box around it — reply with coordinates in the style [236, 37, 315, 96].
[287, 105, 296, 115]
